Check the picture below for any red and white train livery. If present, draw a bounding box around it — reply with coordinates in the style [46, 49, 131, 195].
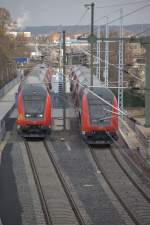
[16, 65, 52, 137]
[70, 66, 118, 144]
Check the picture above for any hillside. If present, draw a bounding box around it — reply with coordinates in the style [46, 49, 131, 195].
[19, 24, 150, 36]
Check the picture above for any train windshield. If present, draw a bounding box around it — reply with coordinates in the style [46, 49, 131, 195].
[22, 84, 47, 117]
[23, 95, 46, 114]
[87, 87, 114, 126]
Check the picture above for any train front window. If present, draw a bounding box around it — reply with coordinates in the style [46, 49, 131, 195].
[22, 84, 47, 118]
[23, 95, 46, 117]
[87, 91, 113, 126]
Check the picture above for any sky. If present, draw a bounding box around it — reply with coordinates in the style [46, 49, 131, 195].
[0, 0, 150, 27]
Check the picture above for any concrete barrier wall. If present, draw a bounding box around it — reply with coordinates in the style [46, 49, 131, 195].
[0, 75, 20, 98]
[0, 71, 20, 141]
[0, 100, 16, 142]
[0, 120, 5, 142]
[124, 116, 149, 149]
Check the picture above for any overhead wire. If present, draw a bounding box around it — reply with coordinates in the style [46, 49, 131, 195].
[95, 0, 150, 9]
[74, 47, 142, 86]
[69, 71, 127, 115]
[95, 1, 150, 24]
[82, 48, 143, 81]
[75, 7, 89, 26]
[94, 3, 148, 84]
[70, 67, 144, 126]
[71, 2, 147, 126]
[95, 8, 120, 23]
[108, 2, 150, 25]
[135, 27, 150, 36]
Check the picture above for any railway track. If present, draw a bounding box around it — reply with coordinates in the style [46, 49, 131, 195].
[90, 145, 150, 225]
[24, 140, 86, 225]
[25, 141, 52, 225]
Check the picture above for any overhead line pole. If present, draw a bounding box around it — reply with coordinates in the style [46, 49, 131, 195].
[63, 30, 66, 77]
[85, 2, 95, 86]
[59, 32, 62, 71]
[104, 16, 109, 86]
[62, 30, 66, 130]
[96, 26, 100, 79]
[78, 33, 150, 128]
[98, 26, 101, 80]
[118, 8, 124, 113]
[91, 2, 94, 87]
[142, 38, 150, 128]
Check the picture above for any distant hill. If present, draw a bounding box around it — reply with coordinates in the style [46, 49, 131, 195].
[19, 24, 150, 36]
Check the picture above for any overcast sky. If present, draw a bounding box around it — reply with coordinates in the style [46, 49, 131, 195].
[1, 0, 150, 27]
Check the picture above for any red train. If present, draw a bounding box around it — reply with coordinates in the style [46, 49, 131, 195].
[16, 65, 52, 137]
[70, 67, 118, 144]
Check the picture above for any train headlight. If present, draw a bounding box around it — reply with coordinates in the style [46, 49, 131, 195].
[25, 114, 31, 118]
[37, 114, 43, 118]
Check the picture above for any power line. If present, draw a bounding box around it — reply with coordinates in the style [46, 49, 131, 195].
[95, 1, 150, 24]
[82, 49, 143, 81]
[124, 70, 143, 81]
[70, 70, 144, 126]
[95, 2, 150, 24]
[95, 0, 149, 9]
[108, 2, 150, 25]
[95, 9, 120, 23]
[135, 27, 150, 36]
[70, 75, 127, 115]
[75, 8, 89, 26]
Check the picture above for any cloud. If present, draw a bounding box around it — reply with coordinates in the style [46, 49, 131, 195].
[16, 11, 30, 30]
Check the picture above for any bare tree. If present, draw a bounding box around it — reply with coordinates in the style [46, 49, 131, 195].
[0, 7, 11, 33]
[0, 8, 16, 88]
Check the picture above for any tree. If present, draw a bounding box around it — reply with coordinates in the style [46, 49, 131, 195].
[0, 7, 11, 34]
[0, 8, 16, 88]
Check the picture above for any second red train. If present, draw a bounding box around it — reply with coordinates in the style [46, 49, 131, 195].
[70, 66, 119, 144]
